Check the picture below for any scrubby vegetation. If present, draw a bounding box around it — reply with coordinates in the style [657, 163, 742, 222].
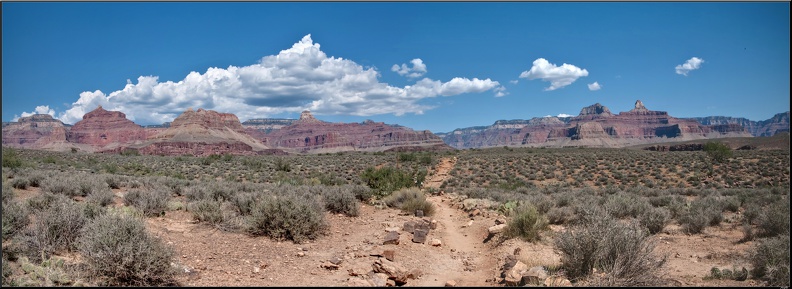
[1, 145, 788, 286]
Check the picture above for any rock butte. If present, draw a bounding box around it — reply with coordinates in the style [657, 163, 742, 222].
[438, 100, 760, 149]
[245, 110, 453, 154]
[3, 101, 789, 154]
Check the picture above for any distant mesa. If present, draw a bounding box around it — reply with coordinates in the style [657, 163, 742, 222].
[439, 100, 765, 149]
[3, 101, 788, 154]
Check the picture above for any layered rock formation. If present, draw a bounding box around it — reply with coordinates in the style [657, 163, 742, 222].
[439, 100, 755, 149]
[247, 111, 452, 153]
[1, 114, 69, 149]
[126, 108, 281, 156]
[67, 106, 150, 151]
[692, 111, 790, 137]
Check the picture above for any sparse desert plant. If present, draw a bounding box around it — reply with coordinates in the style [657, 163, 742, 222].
[554, 207, 666, 285]
[546, 206, 575, 225]
[756, 200, 790, 238]
[78, 213, 176, 286]
[245, 194, 326, 243]
[187, 199, 225, 225]
[85, 188, 115, 207]
[2, 198, 29, 241]
[2, 182, 15, 203]
[22, 197, 87, 260]
[639, 206, 671, 235]
[505, 205, 548, 242]
[383, 187, 434, 216]
[123, 188, 170, 217]
[361, 166, 422, 197]
[40, 174, 80, 196]
[322, 186, 360, 217]
[750, 234, 790, 286]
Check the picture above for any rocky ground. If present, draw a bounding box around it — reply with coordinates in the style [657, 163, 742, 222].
[141, 157, 762, 287]
[5, 156, 770, 287]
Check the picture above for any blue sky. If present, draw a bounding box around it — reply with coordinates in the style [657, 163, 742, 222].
[3, 2, 789, 133]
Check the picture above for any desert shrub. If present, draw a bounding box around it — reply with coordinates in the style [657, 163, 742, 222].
[350, 184, 374, 201]
[756, 200, 790, 238]
[721, 196, 741, 213]
[703, 141, 732, 163]
[322, 187, 360, 217]
[707, 266, 749, 281]
[361, 167, 422, 197]
[10, 177, 29, 189]
[86, 188, 115, 207]
[383, 187, 422, 208]
[123, 188, 169, 217]
[554, 207, 666, 285]
[231, 192, 257, 216]
[604, 192, 650, 219]
[750, 235, 790, 286]
[505, 205, 548, 242]
[25, 171, 46, 187]
[77, 177, 110, 198]
[401, 196, 435, 217]
[546, 206, 575, 225]
[2, 199, 30, 240]
[40, 174, 80, 196]
[187, 199, 224, 225]
[2, 148, 23, 169]
[678, 197, 723, 234]
[639, 206, 671, 235]
[2, 181, 15, 203]
[245, 194, 326, 243]
[184, 185, 211, 201]
[23, 198, 87, 259]
[78, 213, 176, 286]
[383, 187, 434, 216]
[274, 158, 291, 172]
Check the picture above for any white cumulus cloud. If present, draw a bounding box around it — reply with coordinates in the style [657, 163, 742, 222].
[557, 113, 573, 118]
[675, 57, 704, 76]
[32, 35, 502, 125]
[588, 82, 601, 91]
[12, 105, 57, 121]
[519, 58, 589, 91]
[391, 58, 428, 78]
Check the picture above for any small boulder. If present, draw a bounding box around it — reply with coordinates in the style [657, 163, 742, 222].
[348, 277, 373, 287]
[369, 272, 389, 287]
[544, 276, 572, 287]
[383, 231, 400, 245]
[488, 224, 507, 235]
[430, 239, 442, 246]
[469, 209, 481, 217]
[403, 221, 416, 233]
[445, 280, 457, 287]
[415, 210, 424, 217]
[503, 261, 528, 286]
[412, 228, 429, 243]
[321, 261, 340, 270]
[372, 258, 410, 285]
[430, 219, 438, 229]
[383, 249, 395, 262]
[521, 266, 548, 285]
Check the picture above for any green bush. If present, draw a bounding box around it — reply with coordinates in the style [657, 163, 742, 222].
[78, 213, 176, 286]
[86, 188, 115, 207]
[322, 187, 360, 217]
[2, 148, 23, 169]
[703, 141, 733, 163]
[678, 197, 723, 234]
[123, 188, 169, 217]
[604, 192, 650, 219]
[546, 206, 575, 225]
[361, 167, 423, 197]
[188, 199, 225, 225]
[245, 194, 326, 243]
[750, 235, 790, 286]
[505, 205, 548, 242]
[382, 187, 435, 216]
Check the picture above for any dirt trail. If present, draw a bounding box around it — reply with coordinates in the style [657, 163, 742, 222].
[415, 157, 501, 286]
